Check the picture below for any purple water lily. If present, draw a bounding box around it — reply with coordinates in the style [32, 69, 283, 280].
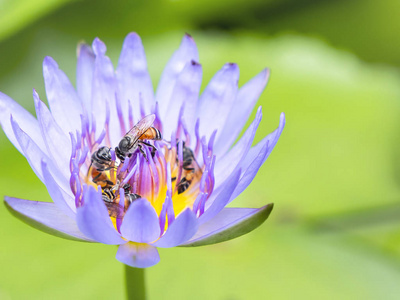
[0, 33, 285, 268]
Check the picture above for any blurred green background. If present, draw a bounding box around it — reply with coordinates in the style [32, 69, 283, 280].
[1, 0, 400, 299]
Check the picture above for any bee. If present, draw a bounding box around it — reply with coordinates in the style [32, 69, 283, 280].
[115, 114, 162, 162]
[124, 192, 142, 206]
[175, 141, 202, 194]
[121, 183, 141, 208]
[102, 183, 141, 219]
[102, 194, 124, 219]
[89, 146, 116, 199]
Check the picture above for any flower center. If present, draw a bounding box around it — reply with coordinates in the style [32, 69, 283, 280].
[88, 141, 203, 216]
[69, 112, 216, 232]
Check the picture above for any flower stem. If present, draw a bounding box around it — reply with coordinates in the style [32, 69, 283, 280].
[125, 265, 146, 300]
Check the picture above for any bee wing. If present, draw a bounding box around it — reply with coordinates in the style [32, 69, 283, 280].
[125, 114, 156, 143]
[104, 201, 125, 219]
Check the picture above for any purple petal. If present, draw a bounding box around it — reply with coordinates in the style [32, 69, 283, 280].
[249, 112, 286, 166]
[231, 113, 285, 201]
[76, 43, 95, 120]
[76, 186, 124, 245]
[41, 160, 76, 218]
[10, 117, 71, 194]
[163, 60, 202, 138]
[116, 242, 160, 268]
[153, 208, 198, 248]
[91, 38, 120, 145]
[120, 198, 160, 243]
[156, 34, 199, 115]
[213, 107, 262, 189]
[181, 204, 273, 247]
[43, 56, 83, 134]
[231, 140, 269, 202]
[117, 32, 154, 122]
[4, 197, 93, 242]
[214, 68, 270, 156]
[197, 63, 239, 140]
[198, 169, 241, 225]
[33, 90, 71, 178]
[0, 92, 45, 154]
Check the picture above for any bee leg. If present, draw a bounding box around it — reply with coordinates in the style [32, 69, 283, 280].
[138, 143, 149, 162]
[122, 183, 131, 194]
[140, 141, 157, 154]
[151, 148, 157, 158]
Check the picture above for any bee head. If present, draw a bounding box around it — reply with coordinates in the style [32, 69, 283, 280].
[118, 136, 132, 153]
[96, 146, 112, 163]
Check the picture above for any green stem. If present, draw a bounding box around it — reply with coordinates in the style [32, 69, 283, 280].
[125, 265, 146, 300]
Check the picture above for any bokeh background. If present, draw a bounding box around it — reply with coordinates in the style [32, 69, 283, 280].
[1, 0, 400, 299]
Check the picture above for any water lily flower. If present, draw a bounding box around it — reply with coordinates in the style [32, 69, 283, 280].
[1, 33, 285, 268]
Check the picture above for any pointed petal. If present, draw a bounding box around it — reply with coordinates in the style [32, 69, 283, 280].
[116, 242, 160, 268]
[4, 197, 93, 242]
[197, 63, 239, 140]
[0, 92, 45, 154]
[33, 90, 71, 178]
[11, 117, 70, 194]
[43, 56, 83, 134]
[214, 107, 262, 188]
[231, 113, 285, 201]
[117, 32, 154, 121]
[76, 187, 124, 245]
[162, 60, 202, 138]
[181, 204, 273, 247]
[91, 38, 120, 145]
[153, 208, 198, 248]
[248, 112, 286, 166]
[156, 34, 198, 115]
[214, 69, 270, 155]
[41, 160, 76, 218]
[198, 169, 241, 225]
[231, 140, 269, 202]
[120, 198, 160, 243]
[76, 43, 95, 119]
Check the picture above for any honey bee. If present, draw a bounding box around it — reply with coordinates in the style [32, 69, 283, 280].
[102, 183, 141, 219]
[121, 183, 141, 208]
[89, 146, 116, 199]
[175, 141, 202, 194]
[115, 114, 162, 162]
[102, 194, 124, 219]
